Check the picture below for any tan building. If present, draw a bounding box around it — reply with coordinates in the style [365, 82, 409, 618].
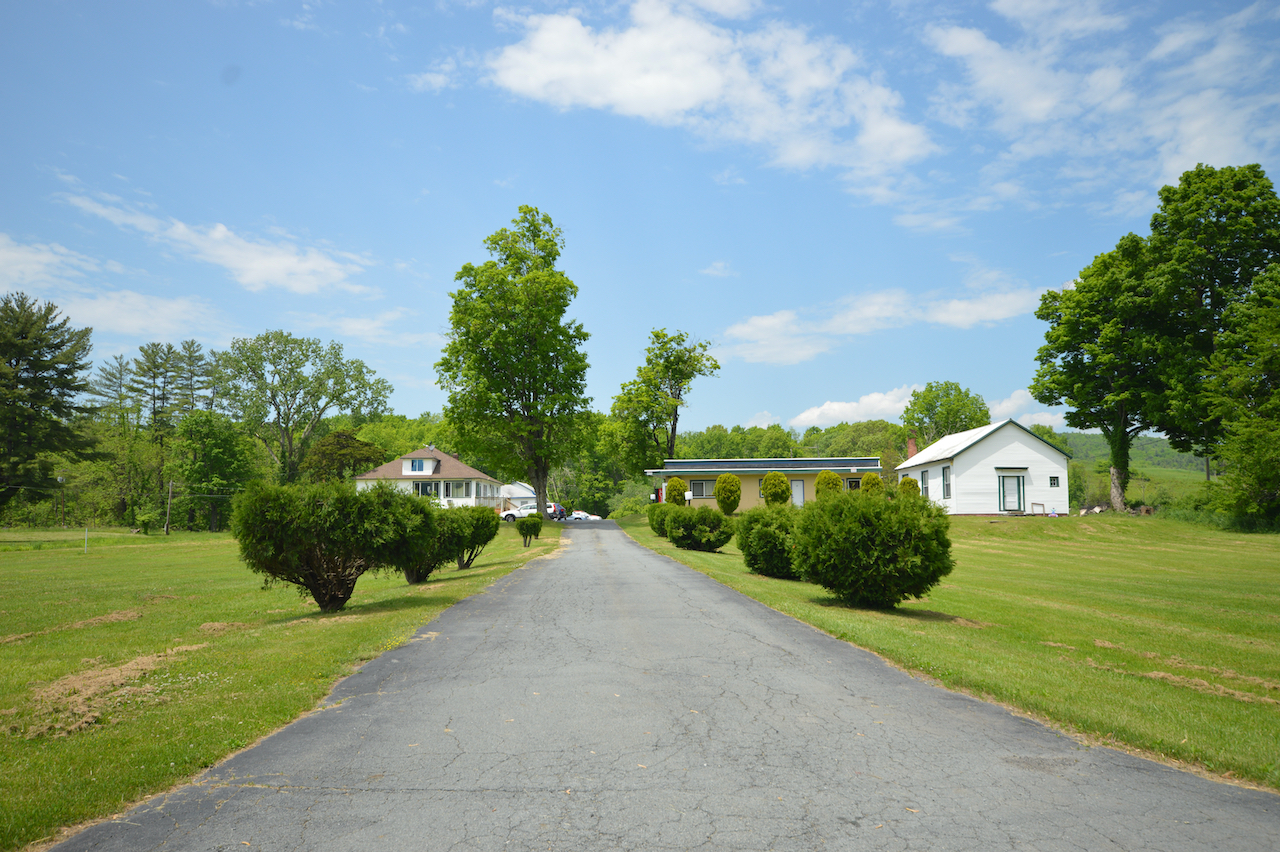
[354, 446, 502, 509]
[645, 456, 882, 511]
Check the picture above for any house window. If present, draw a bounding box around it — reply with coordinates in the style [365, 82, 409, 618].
[942, 466, 951, 499]
[846, 478, 861, 491]
[410, 459, 424, 472]
[1050, 476, 1060, 487]
[690, 480, 716, 498]
[921, 470, 929, 498]
[414, 481, 439, 498]
[758, 478, 764, 498]
[442, 480, 470, 499]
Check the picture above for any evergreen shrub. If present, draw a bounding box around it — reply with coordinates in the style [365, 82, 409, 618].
[815, 470, 842, 500]
[454, 506, 501, 569]
[761, 471, 791, 506]
[648, 502, 676, 537]
[714, 473, 742, 515]
[666, 476, 688, 506]
[793, 490, 953, 609]
[735, 505, 798, 578]
[860, 471, 884, 497]
[515, 515, 543, 546]
[898, 476, 920, 498]
[665, 505, 735, 552]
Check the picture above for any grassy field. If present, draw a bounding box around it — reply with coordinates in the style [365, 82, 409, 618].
[0, 523, 562, 852]
[617, 512, 1280, 790]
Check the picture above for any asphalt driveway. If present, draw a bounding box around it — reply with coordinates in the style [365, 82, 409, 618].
[56, 522, 1278, 851]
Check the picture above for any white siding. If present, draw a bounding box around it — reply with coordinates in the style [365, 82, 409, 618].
[898, 422, 1068, 515]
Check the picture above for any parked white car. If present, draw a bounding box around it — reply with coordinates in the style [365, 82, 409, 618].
[570, 510, 602, 521]
[502, 503, 543, 522]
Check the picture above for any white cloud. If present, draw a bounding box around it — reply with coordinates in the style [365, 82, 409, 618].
[59, 289, 218, 339]
[408, 58, 458, 92]
[744, 410, 779, 428]
[66, 195, 371, 295]
[488, 0, 934, 179]
[292, 308, 446, 347]
[990, 388, 1034, 419]
[700, 260, 737, 277]
[712, 167, 746, 185]
[789, 384, 922, 428]
[720, 260, 1047, 364]
[718, 309, 835, 364]
[1017, 410, 1067, 428]
[0, 233, 99, 290]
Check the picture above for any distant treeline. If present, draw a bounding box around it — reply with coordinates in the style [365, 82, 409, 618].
[1062, 433, 1206, 473]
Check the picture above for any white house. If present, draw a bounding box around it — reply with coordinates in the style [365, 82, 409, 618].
[895, 420, 1069, 515]
[354, 446, 502, 510]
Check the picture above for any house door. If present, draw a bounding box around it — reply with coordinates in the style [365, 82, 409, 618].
[999, 475, 1024, 512]
[791, 479, 805, 507]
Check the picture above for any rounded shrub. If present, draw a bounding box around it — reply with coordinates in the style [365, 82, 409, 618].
[454, 506, 501, 569]
[735, 505, 798, 578]
[665, 505, 735, 552]
[815, 470, 842, 500]
[761, 471, 791, 506]
[898, 476, 920, 498]
[648, 502, 677, 537]
[714, 473, 742, 515]
[792, 490, 953, 609]
[666, 476, 688, 506]
[515, 514, 543, 546]
[860, 471, 884, 497]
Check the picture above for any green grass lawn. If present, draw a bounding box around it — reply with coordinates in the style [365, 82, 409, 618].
[0, 523, 561, 852]
[617, 512, 1280, 790]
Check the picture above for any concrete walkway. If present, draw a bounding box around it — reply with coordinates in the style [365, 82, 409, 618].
[58, 523, 1278, 851]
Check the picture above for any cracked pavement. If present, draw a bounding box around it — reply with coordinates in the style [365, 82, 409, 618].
[57, 523, 1278, 851]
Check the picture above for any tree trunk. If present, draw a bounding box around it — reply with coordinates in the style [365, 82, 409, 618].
[1109, 466, 1126, 512]
[1205, 455, 1211, 481]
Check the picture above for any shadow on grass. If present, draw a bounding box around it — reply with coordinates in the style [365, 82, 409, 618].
[810, 594, 968, 624]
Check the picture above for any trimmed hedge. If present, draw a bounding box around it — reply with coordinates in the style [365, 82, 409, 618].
[898, 476, 920, 498]
[735, 505, 798, 578]
[761, 471, 791, 506]
[666, 476, 688, 506]
[665, 505, 735, 552]
[714, 473, 742, 515]
[860, 471, 885, 497]
[648, 502, 677, 537]
[815, 469, 843, 500]
[515, 515, 543, 546]
[793, 490, 953, 609]
[454, 506, 501, 569]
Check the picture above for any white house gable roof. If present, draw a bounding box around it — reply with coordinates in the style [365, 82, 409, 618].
[897, 419, 1068, 470]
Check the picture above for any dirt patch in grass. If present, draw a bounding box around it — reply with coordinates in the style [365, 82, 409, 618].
[23, 644, 208, 738]
[1, 610, 142, 645]
[197, 622, 249, 634]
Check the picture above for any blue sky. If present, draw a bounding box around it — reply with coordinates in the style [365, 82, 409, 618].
[3, 0, 1278, 434]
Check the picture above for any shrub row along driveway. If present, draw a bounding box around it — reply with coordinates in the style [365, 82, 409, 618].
[59, 523, 1277, 851]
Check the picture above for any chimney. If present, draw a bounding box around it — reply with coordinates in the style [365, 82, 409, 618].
[907, 436, 918, 458]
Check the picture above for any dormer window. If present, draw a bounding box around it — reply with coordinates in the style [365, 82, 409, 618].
[410, 459, 425, 472]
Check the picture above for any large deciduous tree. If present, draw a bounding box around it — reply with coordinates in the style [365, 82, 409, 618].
[1031, 234, 1165, 509]
[170, 409, 255, 531]
[0, 293, 96, 510]
[610, 329, 719, 475]
[1146, 164, 1280, 473]
[434, 206, 592, 517]
[1205, 265, 1280, 521]
[900, 381, 990, 448]
[213, 330, 392, 483]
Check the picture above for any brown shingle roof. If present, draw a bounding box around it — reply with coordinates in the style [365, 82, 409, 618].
[354, 447, 499, 482]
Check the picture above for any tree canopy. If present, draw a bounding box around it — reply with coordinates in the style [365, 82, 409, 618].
[0, 293, 96, 510]
[434, 206, 592, 516]
[213, 330, 391, 483]
[610, 329, 719, 475]
[900, 381, 990, 447]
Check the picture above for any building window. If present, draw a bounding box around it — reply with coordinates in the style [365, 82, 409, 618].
[414, 481, 439, 498]
[847, 478, 861, 491]
[942, 466, 951, 499]
[690, 480, 716, 498]
[1050, 476, 1060, 487]
[410, 459, 424, 472]
[921, 470, 929, 498]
